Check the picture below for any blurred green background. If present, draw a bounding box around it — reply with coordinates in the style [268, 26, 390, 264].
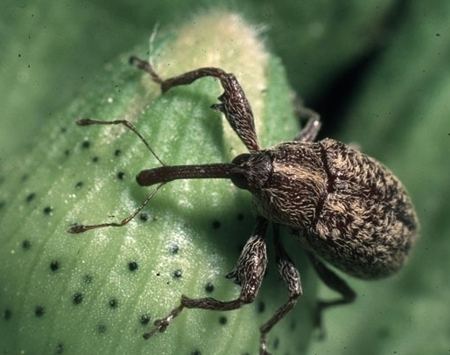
[1, 1, 449, 354]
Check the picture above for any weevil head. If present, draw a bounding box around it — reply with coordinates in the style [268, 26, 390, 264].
[230, 152, 272, 191]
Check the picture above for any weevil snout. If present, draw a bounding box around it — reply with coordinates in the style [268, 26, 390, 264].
[230, 152, 272, 191]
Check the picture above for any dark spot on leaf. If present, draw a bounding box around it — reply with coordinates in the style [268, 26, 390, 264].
[22, 240, 31, 250]
[64, 149, 70, 157]
[109, 298, 118, 309]
[50, 260, 60, 272]
[436, 33, 441, 37]
[139, 212, 149, 222]
[35, 305, 45, 317]
[212, 220, 221, 229]
[0, 201, 5, 209]
[237, 213, 244, 221]
[72, 292, 84, 305]
[83, 274, 93, 284]
[289, 320, 296, 331]
[172, 269, 182, 279]
[81, 140, 90, 149]
[55, 343, 64, 354]
[26, 193, 36, 203]
[128, 261, 139, 272]
[273, 337, 280, 349]
[3, 309, 12, 320]
[91, 156, 99, 163]
[257, 301, 265, 313]
[377, 326, 391, 339]
[75, 181, 84, 189]
[60, 127, 67, 134]
[219, 316, 227, 325]
[43, 206, 53, 215]
[169, 244, 179, 254]
[97, 323, 107, 334]
[114, 149, 121, 157]
[156, 272, 160, 277]
[205, 282, 214, 293]
[117, 171, 125, 180]
[140, 313, 151, 325]
[191, 351, 201, 355]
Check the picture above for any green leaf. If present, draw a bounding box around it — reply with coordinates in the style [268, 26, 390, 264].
[0, 12, 316, 355]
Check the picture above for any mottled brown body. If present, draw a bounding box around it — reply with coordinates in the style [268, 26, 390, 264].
[253, 139, 418, 279]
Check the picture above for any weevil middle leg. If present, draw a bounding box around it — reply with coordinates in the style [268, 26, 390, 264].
[259, 224, 303, 355]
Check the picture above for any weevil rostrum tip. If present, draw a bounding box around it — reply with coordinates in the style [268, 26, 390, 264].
[70, 55, 418, 355]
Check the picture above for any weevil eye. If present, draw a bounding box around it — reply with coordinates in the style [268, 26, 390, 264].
[230, 154, 251, 190]
[231, 172, 249, 190]
[230, 153, 272, 190]
[232, 153, 251, 166]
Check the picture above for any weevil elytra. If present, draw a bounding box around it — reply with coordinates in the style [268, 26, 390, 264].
[69, 55, 418, 355]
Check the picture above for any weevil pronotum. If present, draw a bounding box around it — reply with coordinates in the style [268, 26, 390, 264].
[69, 55, 418, 355]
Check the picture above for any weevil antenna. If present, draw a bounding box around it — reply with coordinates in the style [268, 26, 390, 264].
[68, 183, 165, 234]
[76, 118, 165, 166]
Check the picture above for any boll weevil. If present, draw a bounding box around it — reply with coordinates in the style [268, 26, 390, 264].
[69, 55, 418, 355]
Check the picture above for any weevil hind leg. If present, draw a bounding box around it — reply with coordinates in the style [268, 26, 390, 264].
[130, 56, 260, 152]
[143, 217, 269, 343]
[307, 252, 356, 339]
[292, 95, 321, 142]
[259, 224, 303, 355]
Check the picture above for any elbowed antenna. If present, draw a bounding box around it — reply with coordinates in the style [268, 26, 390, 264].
[136, 163, 236, 186]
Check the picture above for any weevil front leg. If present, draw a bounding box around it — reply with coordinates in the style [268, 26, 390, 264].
[259, 224, 303, 355]
[307, 252, 356, 339]
[143, 217, 268, 340]
[292, 96, 321, 142]
[129, 56, 260, 152]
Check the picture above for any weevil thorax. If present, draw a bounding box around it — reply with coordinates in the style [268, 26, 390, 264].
[255, 142, 327, 230]
[232, 142, 327, 231]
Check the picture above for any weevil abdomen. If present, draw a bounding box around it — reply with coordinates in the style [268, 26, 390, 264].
[310, 139, 418, 279]
[254, 138, 418, 280]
